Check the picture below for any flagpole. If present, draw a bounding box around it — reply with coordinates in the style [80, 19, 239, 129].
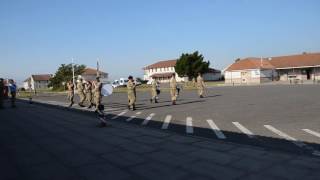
[97, 58, 100, 78]
[72, 58, 75, 94]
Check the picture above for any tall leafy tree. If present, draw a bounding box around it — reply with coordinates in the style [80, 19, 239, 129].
[49, 63, 86, 90]
[175, 51, 210, 81]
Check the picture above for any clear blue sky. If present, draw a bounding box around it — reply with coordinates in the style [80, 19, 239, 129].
[1, 0, 320, 83]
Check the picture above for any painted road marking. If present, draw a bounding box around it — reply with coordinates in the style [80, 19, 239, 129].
[207, 120, 226, 139]
[264, 125, 320, 157]
[186, 117, 193, 134]
[232, 122, 254, 138]
[126, 111, 142, 122]
[161, 115, 172, 129]
[142, 113, 155, 125]
[111, 111, 127, 120]
[302, 129, 320, 138]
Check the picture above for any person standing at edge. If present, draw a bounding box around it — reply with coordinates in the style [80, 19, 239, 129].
[77, 78, 86, 107]
[150, 77, 158, 103]
[85, 81, 93, 108]
[197, 72, 206, 98]
[127, 76, 136, 111]
[8, 79, 17, 108]
[170, 73, 178, 105]
[67, 80, 74, 107]
[0, 78, 4, 109]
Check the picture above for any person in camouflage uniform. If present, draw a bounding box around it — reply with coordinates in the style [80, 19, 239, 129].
[197, 73, 206, 98]
[85, 81, 93, 108]
[67, 80, 74, 107]
[77, 78, 86, 107]
[170, 73, 177, 105]
[127, 76, 136, 111]
[150, 77, 158, 103]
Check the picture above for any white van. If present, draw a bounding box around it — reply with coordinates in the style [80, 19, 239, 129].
[119, 78, 128, 86]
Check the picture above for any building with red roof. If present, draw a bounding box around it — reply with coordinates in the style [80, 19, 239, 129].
[224, 52, 320, 84]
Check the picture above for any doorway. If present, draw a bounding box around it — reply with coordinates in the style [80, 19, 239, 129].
[306, 68, 312, 80]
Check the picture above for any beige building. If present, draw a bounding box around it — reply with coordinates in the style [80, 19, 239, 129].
[143, 60, 221, 83]
[225, 52, 320, 84]
[269, 53, 320, 81]
[225, 58, 276, 84]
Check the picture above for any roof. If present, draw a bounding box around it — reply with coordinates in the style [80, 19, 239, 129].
[24, 77, 31, 82]
[269, 52, 320, 69]
[31, 74, 52, 81]
[207, 68, 221, 73]
[82, 68, 108, 76]
[225, 52, 320, 71]
[226, 58, 275, 71]
[151, 73, 175, 78]
[144, 60, 177, 69]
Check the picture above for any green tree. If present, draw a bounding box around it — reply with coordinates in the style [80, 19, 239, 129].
[49, 63, 86, 90]
[175, 51, 210, 81]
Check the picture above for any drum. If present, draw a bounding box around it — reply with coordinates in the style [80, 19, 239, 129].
[101, 84, 113, 96]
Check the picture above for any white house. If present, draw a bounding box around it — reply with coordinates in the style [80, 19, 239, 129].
[23, 74, 53, 90]
[143, 60, 221, 83]
[143, 60, 186, 83]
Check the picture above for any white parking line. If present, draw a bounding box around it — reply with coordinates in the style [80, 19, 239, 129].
[264, 125, 296, 141]
[126, 111, 142, 122]
[207, 120, 226, 139]
[161, 115, 172, 129]
[232, 122, 254, 138]
[142, 113, 155, 125]
[265, 125, 320, 157]
[302, 129, 320, 138]
[111, 111, 127, 120]
[186, 117, 193, 134]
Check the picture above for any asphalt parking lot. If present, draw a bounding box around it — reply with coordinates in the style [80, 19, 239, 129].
[25, 84, 320, 156]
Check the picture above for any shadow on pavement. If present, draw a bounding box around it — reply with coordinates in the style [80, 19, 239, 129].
[12, 99, 320, 158]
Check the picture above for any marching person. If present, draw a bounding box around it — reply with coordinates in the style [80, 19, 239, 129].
[150, 77, 159, 103]
[170, 73, 178, 105]
[93, 77, 109, 127]
[8, 79, 17, 108]
[127, 76, 136, 111]
[93, 77, 103, 113]
[77, 78, 86, 107]
[85, 81, 94, 108]
[67, 80, 74, 107]
[0, 78, 4, 109]
[197, 72, 206, 98]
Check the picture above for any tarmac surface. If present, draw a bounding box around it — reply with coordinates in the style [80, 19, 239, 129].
[26, 84, 320, 157]
[1, 100, 320, 180]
